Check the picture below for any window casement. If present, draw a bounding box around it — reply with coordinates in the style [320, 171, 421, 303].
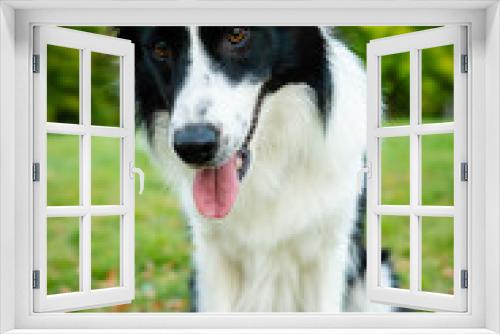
[32, 26, 140, 312]
[366, 26, 468, 312]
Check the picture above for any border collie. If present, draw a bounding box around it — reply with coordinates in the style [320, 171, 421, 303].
[119, 26, 395, 312]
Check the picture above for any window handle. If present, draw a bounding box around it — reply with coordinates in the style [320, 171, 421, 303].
[129, 162, 145, 195]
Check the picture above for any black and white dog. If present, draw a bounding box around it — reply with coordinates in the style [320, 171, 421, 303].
[119, 26, 395, 312]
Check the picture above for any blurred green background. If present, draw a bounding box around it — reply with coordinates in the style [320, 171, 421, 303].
[45, 26, 455, 312]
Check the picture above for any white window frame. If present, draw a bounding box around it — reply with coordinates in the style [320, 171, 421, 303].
[0, 1, 499, 333]
[32, 26, 136, 312]
[366, 26, 468, 312]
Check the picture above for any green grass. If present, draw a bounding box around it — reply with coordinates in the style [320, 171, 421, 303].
[47, 217, 80, 294]
[381, 136, 410, 205]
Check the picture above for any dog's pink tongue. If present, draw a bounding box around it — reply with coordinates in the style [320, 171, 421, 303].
[193, 155, 239, 219]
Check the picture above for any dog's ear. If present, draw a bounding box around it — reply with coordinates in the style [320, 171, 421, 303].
[268, 27, 333, 127]
[117, 27, 145, 61]
[117, 26, 140, 42]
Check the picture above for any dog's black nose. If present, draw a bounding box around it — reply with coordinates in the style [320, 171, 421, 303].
[173, 124, 219, 165]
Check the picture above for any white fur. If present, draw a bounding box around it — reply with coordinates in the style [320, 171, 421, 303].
[149, 27, 390, 312]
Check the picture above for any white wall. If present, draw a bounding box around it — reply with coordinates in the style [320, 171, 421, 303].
[0, 2, 16, 333]
[485, 2, 500, 333]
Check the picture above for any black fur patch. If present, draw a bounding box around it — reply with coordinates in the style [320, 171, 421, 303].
[118, 27, 190, 135]
[188, 268, 198, 312]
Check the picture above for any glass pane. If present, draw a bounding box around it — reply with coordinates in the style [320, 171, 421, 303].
[91, 137, 121, 205]
[91, 52, 120, 127]
[381, 52, 410, 126]
[421, 133, 454, 206]
[421, 217, 454, 294]
[421, 45, 454, 124]
[47, 44, 80, 124]
[380, 136, 410, 205]
[380, 215, 410, 289]
[47, 134, 80, 206]
[47, 217, 80, 294]
[92, 216, 120, 289]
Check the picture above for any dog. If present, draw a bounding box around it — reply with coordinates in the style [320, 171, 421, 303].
[119, 26, 396, 312]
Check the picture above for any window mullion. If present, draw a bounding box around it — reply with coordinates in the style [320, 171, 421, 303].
[409, 48, 421, 294]
[80, 48, 91, 293]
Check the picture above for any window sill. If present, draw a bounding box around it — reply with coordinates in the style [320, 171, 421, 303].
[4, 329, 498, 334]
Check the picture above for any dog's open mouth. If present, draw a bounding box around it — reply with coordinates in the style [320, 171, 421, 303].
[193, 148, 250, 219]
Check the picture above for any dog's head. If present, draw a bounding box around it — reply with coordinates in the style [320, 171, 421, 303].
[119, 26, 332, 219]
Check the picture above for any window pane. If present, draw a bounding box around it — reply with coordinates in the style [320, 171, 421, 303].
[380, 136, 410, 205]
[421, 45, 454, 124]
[421, 217, 454, 294]
[47, 134, 80, 206]
[381, 215, 410, 289]
[47, 217, 80, 294]
[421, 133, 454, 206]
[381, 52, 410, 126]
[47, 44, 80, 124]
[91, 137, 121, 205]
[92, 216, 120, 289]
[91, 52, 120, 127]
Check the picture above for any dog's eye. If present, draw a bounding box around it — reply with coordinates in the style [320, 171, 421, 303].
[225, 28, 250, 47]
[152, 41, 172, 61]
